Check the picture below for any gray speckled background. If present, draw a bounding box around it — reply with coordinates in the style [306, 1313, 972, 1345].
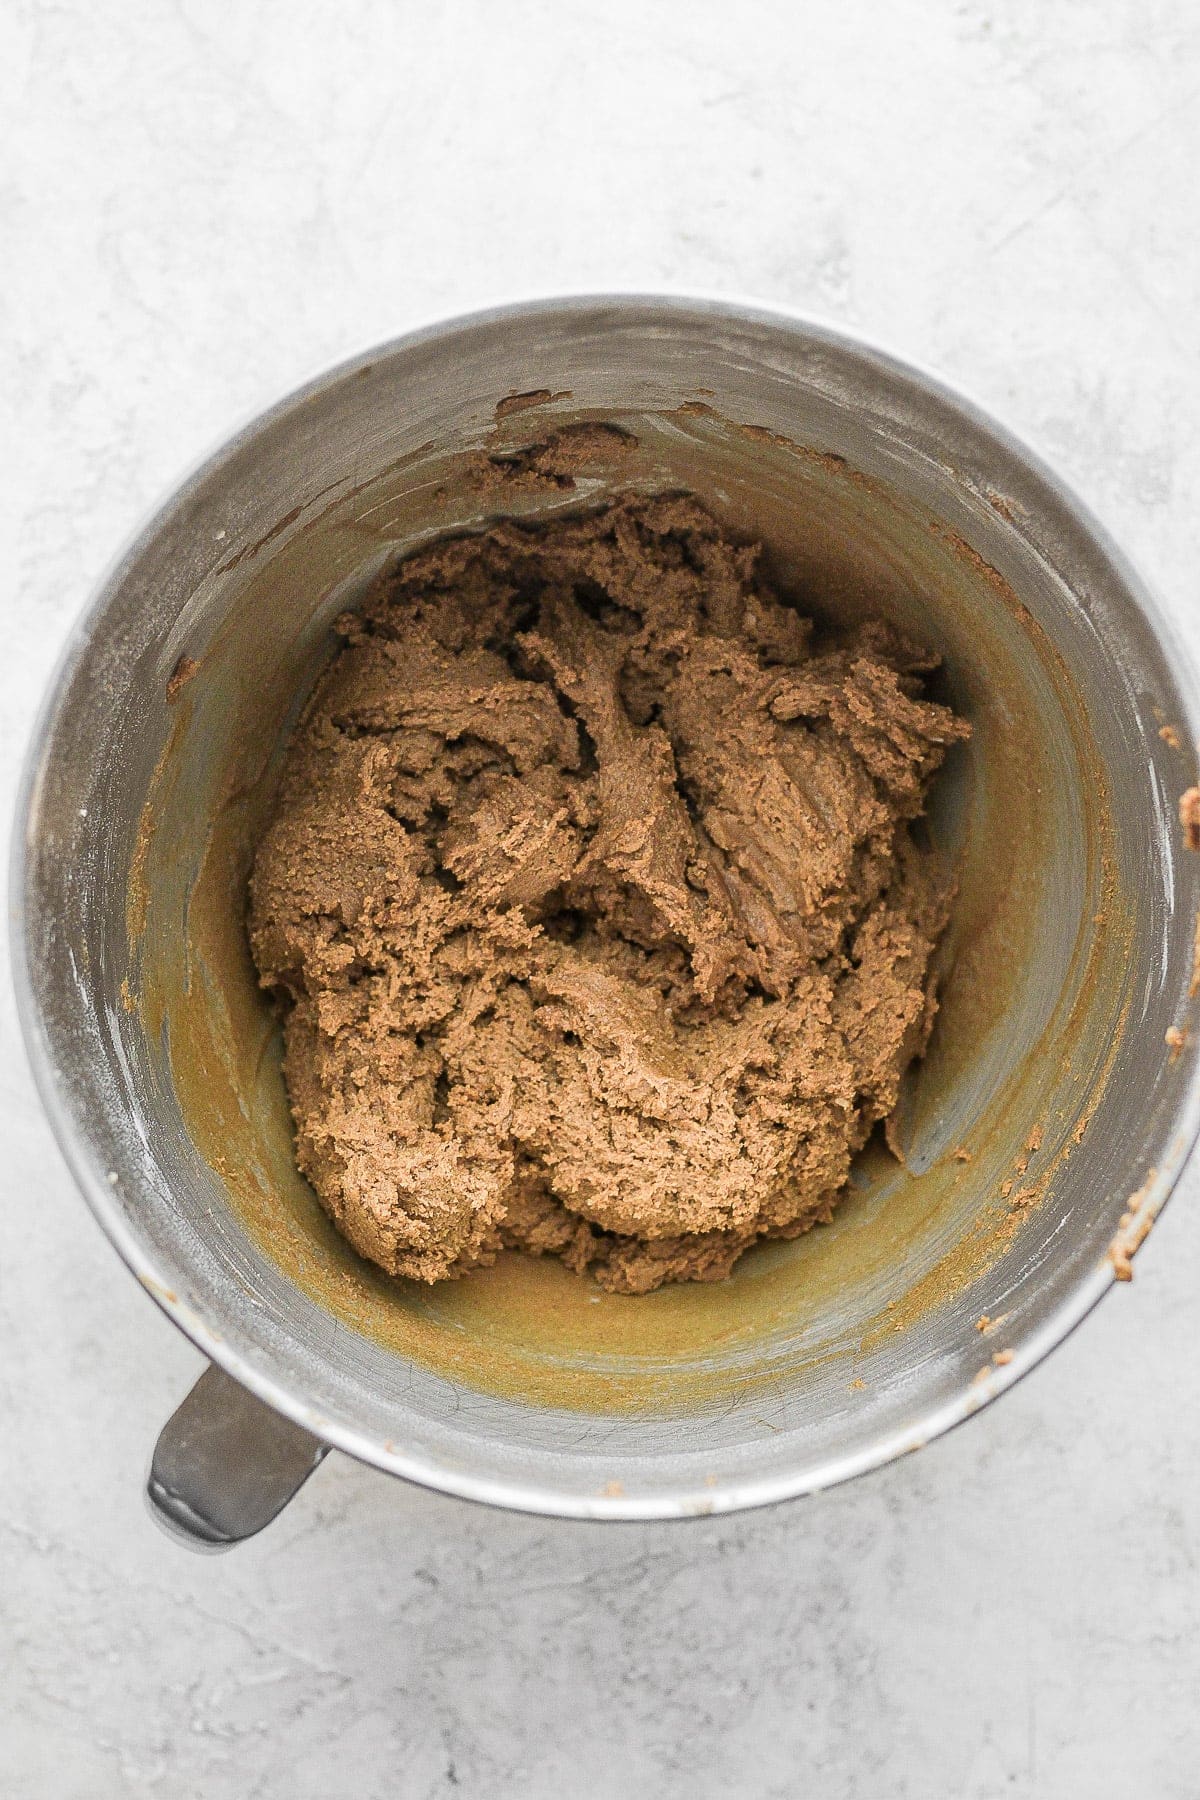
[5, 3, 1200, 1794]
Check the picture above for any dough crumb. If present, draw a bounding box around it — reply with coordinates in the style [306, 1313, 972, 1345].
[250, 492, 969, 1293]
[166, 654, 199, 701]
[1180, 786, 1200, 851]
[1013, 1124, 1043, 1178]
[1109, 1171, 1158, 1280]
[495, 388, 571, 419]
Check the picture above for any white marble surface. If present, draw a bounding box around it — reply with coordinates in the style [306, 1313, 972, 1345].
[5, 2, 1200, 1794]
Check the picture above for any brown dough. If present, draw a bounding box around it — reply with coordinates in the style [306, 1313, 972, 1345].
[249, 492, 970, 1293]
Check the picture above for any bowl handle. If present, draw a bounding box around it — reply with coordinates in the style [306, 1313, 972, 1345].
[146, 1363, 328, 1551]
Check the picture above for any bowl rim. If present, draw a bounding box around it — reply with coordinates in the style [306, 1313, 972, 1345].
[12, 289, 1200, 1521]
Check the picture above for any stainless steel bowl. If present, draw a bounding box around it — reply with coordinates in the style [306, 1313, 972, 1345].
[14, 296, 1200, 1543]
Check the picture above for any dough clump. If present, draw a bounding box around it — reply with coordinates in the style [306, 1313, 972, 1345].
[250, 493, 969, 1293]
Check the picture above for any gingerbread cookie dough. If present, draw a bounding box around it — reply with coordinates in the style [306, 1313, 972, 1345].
[250, 493, 970, 1293]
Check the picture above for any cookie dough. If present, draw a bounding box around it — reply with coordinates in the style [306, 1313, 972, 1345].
[250, 492, 970, 1293]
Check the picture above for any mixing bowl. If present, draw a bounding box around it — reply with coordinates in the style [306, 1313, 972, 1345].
[13, 297, 1200, 1544]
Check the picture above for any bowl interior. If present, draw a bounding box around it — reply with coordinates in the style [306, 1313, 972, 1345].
[21, 302, 1200, 1513]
